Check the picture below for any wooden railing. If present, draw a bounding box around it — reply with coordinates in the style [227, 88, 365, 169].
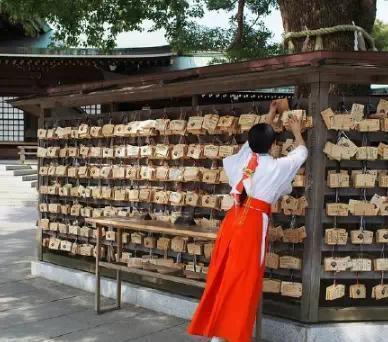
[17, 145, 38, 163]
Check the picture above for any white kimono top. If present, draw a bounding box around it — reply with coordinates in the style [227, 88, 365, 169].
[223, 142, 308, 204]
[223, 142, 308, 264]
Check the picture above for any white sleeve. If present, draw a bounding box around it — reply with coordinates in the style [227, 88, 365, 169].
[222, 141, 251, 193]
[280, 182, 293, 197]
[277, 145, 308, 186]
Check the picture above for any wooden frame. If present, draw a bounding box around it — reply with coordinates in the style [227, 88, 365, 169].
[23, 51, 388, 323]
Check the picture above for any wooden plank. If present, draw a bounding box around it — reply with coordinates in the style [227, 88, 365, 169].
[322, 213, 386, 224]
[0, 141, 37, 146]
[319, 306, 388, 322]
[263, 299, 302, 321]
[42, 99, 287, 123]
[326, 160, 388, 169]
[99, 261, 205, 288]
[300, 81, 329, 323]
[325, 187, 386, 197]
[17, 146, 38, 149]
[321, 269, 388, 280]
[320, 65, 388, 84]
[18, 152, 37, 155]
[14, 66, 318, 109]
[326, 130, 387, 143]
[85, 217, 217, 240]
[321, 243, 388, 252]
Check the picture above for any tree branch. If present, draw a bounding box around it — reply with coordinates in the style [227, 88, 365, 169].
[247, 14, 260, 32]
[232, 0, 245, 47]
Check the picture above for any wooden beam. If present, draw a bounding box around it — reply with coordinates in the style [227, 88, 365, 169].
[319, 306, 388, 322]
[320, 65, 388, 84]
[0, 71, 42, 79]
[99, 261, 205, 288]
[85, 218, 217, 240]
[41, 51, 388, 96]
[11, 51, 388, 111]
[263, 299, 302, 321]
[18, 66, 318, 109]
[43, 52, 316, 96]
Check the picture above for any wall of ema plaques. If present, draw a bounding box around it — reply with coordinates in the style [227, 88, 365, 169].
[36, 100, 311, 307]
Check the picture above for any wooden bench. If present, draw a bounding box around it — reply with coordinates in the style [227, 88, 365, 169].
[17, 145, 38, 163]
[85, 217, 217, 314]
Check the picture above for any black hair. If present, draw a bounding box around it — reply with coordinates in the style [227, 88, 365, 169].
[248, 123, 276, 154]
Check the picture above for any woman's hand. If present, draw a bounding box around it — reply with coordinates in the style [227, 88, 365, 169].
[288, 115, 302, 134]
[288, 115, 305, 147]
[267, 101, 278, 124]
[269, 100, 278, 114]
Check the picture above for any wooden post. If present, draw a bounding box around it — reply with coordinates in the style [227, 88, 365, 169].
[255, 300, 263, 341]
[19, 147, 26, 164]
[300, 80, 329, 322]
[192, 95, 199, 109]
[95, 224, 101, 313]
[36, 108, 47, 262]
[116, 229, 122, 308]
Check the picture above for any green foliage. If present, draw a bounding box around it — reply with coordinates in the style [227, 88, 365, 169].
[0, 0, 280, 60]
[373, 19, 388, 51]
[0, 1, 49, 37]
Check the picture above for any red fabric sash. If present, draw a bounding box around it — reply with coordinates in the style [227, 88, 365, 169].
[233, 153, 258, 205]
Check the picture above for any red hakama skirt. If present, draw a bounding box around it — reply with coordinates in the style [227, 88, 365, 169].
[187, 197, 271, 342]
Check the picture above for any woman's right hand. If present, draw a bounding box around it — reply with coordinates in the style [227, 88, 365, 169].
[269, 100, 278, 114]
[288, 115, 306, 147]
[288, 115, 302, 135]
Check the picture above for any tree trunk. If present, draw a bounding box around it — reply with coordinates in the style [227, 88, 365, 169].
[230, 0, 246, 49]
[278, 0, 377, 52]
[277, 0, 377, 96]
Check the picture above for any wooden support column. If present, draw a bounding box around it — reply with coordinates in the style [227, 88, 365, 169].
[95, 224, 101, 313]
[255, 301, 263, 341]
[36, 107, 48, 262]
[109, 103, 119, 115]
[192, 95, 199, 109]
[300, 80, 329, 322]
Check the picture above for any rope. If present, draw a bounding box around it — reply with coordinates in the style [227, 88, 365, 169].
[283, 24, 377, 52]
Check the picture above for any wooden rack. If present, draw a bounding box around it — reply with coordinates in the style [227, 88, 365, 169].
[13, 51, 388, 323]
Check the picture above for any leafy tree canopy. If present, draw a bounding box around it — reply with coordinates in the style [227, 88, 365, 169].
[373, 19, 388, 51]
[0, 0, 280, 61]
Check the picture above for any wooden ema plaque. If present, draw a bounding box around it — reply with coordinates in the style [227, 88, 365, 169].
[350, 230, 373, 245]
[372, 284, 388, 300]
[263, 278, 281, 294]
[324, 228, 348, 245]
[326, 283, 346, 301]
[265, 252, 280, 269]
[280, 282, 303, 298]
[279, 256, 302, 270]
[373, 259, 388, 271]
[376, 229, 388, 243]
[324, 257, 351, 272]
[349, 284, 367, 299]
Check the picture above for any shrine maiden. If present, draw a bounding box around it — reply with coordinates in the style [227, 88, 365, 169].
[188, 101, 308, 342]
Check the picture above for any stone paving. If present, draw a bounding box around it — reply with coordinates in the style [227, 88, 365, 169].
[0, 201, 206, 341]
